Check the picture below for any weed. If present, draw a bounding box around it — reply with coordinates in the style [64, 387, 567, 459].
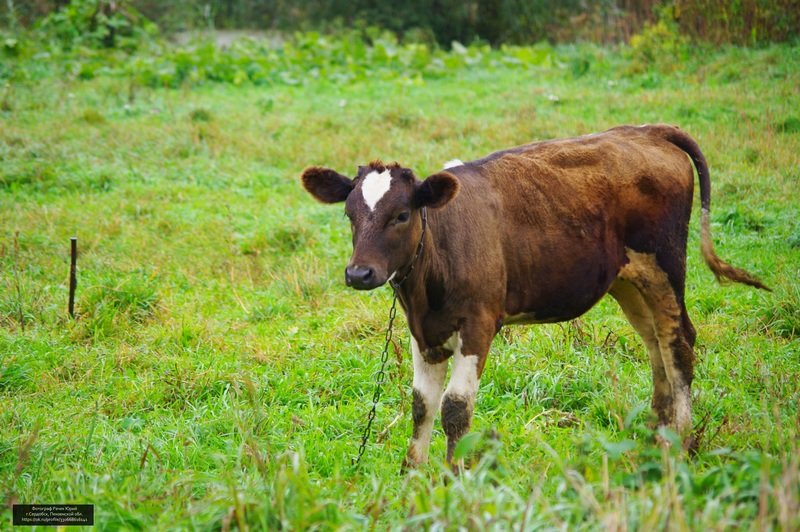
[788, 222, 800, 248]
[78, 269, 160, 338]
[189, 107, 212, 123]
[716, 206, 770, 233]
[775, 116, 800, 134]
[757, 282, 800, 339]
[266, 226, 309, 255]
[0, 355, 31, 391]
[79, 108, 106, 124]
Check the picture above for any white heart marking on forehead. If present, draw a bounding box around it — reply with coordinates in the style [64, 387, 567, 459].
[443, 159, 463, 169]
[361, 169, 393, 211]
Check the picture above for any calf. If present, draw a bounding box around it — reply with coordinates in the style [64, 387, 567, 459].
[301, 124, 768, 466]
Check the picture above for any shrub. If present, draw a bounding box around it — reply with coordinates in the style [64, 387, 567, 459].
[35, 0, 157, 51]
[627, 5, 689, 74]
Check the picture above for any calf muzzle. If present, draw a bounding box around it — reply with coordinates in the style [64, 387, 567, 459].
[345, 265, 380, 290]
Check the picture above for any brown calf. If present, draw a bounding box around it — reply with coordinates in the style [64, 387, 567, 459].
[301, 124, 768, 466]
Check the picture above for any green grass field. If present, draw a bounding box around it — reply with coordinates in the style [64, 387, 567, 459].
[1, 37, 799, 529]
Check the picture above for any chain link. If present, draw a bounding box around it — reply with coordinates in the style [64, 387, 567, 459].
[353, 290, 398, 465]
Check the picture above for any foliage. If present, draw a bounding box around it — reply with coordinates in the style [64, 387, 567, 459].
[627, 4, 690, 74]
[0, 17, 762, 92]
[2, 27, 567, 87]
[4, 0, 633, 45]
[675, 0, 800, 45]
[35, 0, 157, 51]
[5, 0, 793, 92]
[0, 34, 798, 529]
[3, 0, 799, 46]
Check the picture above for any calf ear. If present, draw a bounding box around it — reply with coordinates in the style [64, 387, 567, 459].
[414, 171, 460, 209]
[301, 167, 354, 204]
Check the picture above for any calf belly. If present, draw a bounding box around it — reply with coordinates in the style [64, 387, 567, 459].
[502, 246, 623, 325]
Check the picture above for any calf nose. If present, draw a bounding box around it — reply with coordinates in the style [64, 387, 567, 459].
[345, 265, 376, 289]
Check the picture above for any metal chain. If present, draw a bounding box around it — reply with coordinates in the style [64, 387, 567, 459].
[353, 290, 398, 465]
[352, 208, 427, 466]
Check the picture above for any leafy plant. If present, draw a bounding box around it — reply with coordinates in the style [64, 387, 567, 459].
[627, 5, 689, 74]
[36, 0, 157, 51]
[78, 269, 160, 338]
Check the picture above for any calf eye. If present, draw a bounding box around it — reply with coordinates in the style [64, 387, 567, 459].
[396, 211, 410, 223]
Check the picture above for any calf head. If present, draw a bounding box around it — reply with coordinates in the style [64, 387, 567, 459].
[302, 161, 459, 290]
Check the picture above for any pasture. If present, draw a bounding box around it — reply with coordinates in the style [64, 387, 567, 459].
[1, 36, 799, 528]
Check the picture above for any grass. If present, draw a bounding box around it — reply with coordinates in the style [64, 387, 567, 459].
[0, 37, 799, 529]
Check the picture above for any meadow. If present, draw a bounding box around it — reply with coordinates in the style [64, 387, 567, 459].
[1, 32, 799, 529]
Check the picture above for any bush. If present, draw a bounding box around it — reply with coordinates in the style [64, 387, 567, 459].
[4, 0, 798, 46]
[35, 0, 157, 51]
[628, 20, 689, 72]
[674, 0, 800, 45]
[627, 5, 689, 74]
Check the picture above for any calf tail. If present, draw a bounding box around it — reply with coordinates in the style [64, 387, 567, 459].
[654, 125, 770, 291]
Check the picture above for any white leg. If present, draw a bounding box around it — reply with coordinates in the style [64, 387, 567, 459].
[404, 336, 447, 467]
[440, 334, 481, 462]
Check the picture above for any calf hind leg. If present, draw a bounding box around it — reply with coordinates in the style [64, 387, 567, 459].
[609, 279, 672, 426]
[648, 298, 694, 439]
[616, 251, 696, 442]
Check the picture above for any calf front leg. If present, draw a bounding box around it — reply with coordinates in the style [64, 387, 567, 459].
[440, 322, 492, 465]
[403, 337, 447, 468]
[442, 351, 479, 464]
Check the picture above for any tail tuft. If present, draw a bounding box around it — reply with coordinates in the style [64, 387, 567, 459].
[700, 209, 771, 291]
